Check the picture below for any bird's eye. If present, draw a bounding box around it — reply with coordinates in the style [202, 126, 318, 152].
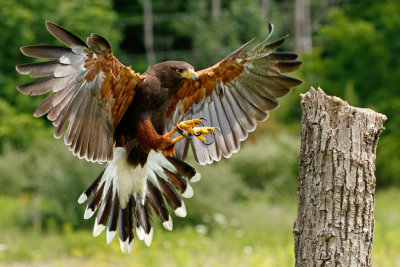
[176, 68, 184, 74]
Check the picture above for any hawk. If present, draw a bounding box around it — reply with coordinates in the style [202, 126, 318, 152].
[16, 21, 302, 253]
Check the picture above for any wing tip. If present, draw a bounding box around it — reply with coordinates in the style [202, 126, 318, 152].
[45, 20, 55, 29]
[16, 84, 31, 95]
[45, 21, 61, 36]
[87, 33, 112, 54]
[45, 20, 87, 47]
[15, 65, 23, 74]
[227, 38, 255, 59]
[15, 64, 33, 75]
[19, 46, 31, 57]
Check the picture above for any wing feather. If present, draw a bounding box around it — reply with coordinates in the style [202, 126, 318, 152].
[203, 101, 220, 162]
[20, 45, 71, 59]
[224, 84, 256, 133]
[70, 90, 92, 157]
[214, 87, 239, 153]
[34, 92, 59, 118]
[168, 24, 303, 164]
[191, 137, 204, 165]
[54, 82, 88, 137]
[220, 91, 247, 142]
[16, 21, 143, 162]
[197, 108, 215, 164]
[47, 86, 76, 121]
[209, 93, 231, 158]
[194, 102, 218, 164]
[16, 61, 73, 78]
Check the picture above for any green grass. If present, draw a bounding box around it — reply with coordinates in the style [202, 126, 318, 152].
[0, 189, 399, 266]
[372, 188, 400, 266]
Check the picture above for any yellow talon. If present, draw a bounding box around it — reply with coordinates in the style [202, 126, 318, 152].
[174, 119, 216, 143]
[196, 136, 207, 142]
[191, 127, 216, 136]
[177, 119, 202, 129]
[162, 118, 216, 148]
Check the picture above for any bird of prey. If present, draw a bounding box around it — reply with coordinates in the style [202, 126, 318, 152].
[16, 21, 302, 253]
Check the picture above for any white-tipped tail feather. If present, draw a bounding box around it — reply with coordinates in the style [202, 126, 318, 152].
[84, 207, 95, 219]
[136, 226, 145, 240]
[182, 183, 193, 198]
[162, 215, 173, 231]
[120, 238, 129, 253]
[93, 219, 106, 237]
[77, 193, 87, 204]
[191, 172, 201, 183]
[78, 147, 200, 253]
[175, 201, 187, 217]
[106, 230, 116, 244]
[144, 228, 154, 247]
[128, 240, 134, 254]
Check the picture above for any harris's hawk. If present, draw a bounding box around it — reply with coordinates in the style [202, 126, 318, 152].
[16, 21, 303, 253]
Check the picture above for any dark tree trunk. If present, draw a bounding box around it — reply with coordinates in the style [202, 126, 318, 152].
[294, 0, 312, 53]
[260, 0, 270, 18]
[143, 0, 155, 65]
[294, 88, 387, 266]
[211, 0, 221, 19]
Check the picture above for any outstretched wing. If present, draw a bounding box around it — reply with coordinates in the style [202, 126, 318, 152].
[16, 21, 143, 163]
[167, 24, 303, 164]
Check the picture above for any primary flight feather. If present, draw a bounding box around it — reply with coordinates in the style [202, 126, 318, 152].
[16, 21, 302, 253]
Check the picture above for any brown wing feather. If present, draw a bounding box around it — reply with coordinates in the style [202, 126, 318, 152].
[167, 25, 303, 164]
[84, 54, 140, 127]
[167, 58, 244, 118]
[16, 21, 143, 162]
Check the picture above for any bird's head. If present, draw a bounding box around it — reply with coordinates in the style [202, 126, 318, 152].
[145, 61, 199, 105]
[164, 61, 198, 83]
[173, 63, 198, 81]
[148, 61, 198, 89]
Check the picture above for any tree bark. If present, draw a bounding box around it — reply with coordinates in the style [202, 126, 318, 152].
[294, 87, 387, 266]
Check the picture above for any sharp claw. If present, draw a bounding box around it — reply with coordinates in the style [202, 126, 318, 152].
[196, 117, 208, 127]
[176, 118, 217, 145]
[201, 129, 216, 146]
[199, 117, 207, 123]
[195, 121, 204, 127]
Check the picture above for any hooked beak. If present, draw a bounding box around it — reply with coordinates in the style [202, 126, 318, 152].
[181, 69, 198, 81]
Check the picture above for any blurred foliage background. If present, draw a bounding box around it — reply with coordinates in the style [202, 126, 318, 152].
[0, 0, 399, 266]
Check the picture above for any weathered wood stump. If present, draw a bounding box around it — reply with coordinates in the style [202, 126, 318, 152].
[294, 87, 387, 266]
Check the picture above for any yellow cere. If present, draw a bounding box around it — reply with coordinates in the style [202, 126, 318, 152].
[181, 69, 195, 79]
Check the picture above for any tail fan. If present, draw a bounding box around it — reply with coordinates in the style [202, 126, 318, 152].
[78, 147, 200, 253]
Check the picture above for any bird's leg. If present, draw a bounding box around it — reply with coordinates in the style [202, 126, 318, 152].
[163, 118, 216, 145]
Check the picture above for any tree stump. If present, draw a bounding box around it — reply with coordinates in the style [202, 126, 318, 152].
[293, 87, 387, 266]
